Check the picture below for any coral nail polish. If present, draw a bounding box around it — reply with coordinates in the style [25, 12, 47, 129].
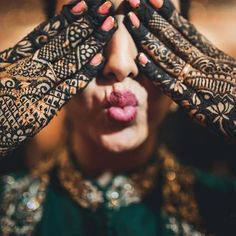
[128, 0, 140, 8]
[138, 53, 149, 66]
[90, 53, 103, 66]
[98, 1, 112, 15]
[101, 16, 115, 31]
[128, 12, 140, 28]
[149, 0, 163, 9]
[71, 1, 87, 14]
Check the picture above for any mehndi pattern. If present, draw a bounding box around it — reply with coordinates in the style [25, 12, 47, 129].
[0, 1, 116, 157]
[126, 0, 236, 142]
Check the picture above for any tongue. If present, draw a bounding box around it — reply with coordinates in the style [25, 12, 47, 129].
[107, 106, 137, 123]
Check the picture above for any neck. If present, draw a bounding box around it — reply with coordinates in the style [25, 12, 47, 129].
[70, 132, 158, 177]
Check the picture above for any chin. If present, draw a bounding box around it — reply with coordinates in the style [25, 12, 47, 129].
[98, 125, 148, 153]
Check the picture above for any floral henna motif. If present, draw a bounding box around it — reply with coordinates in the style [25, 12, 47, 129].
[0, 0, 107, 65]
[165, 2, 236, 64]
[137, 53, 236, 141]
[125, 1, 236, 141]
[132, 0, 235, 64]
[0, 2, 77, 64]
[0, 3, 116, 157]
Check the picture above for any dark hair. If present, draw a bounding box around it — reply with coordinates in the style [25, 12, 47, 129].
[43, 0, 57, 19]
[180, 0, 190, 19]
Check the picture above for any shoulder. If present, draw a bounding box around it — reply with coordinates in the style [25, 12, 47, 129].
[159, 146, 236, 235]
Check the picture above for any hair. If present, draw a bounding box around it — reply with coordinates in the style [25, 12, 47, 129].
[180, 0, 190, 19]
[43, 0, 57, 19]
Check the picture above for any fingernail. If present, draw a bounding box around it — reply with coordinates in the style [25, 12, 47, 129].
[128, 12, 140, 28]
[90, 53, 103, 66]
[138, 53, 149, 66]
[71, 1, 87, 14]
[149, 0, 163, 9]
[127, 0, 140, 8]
[98, 1, 112, 15]
[101, 16, 115, 31]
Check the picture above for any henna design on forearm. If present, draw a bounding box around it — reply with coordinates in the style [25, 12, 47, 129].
[155, 0, 236, 64]
[0, 9, 71, 64]
[134, 2, 236, 77]
[169, 10, 236, 64]
[137, 55, 236, 140]
[126, 1, 236, 141]
[0, 1, 116, 157]
[0, 0, 105, 65]
[0, 51, 105, 157]
[125, 20, 186, 77]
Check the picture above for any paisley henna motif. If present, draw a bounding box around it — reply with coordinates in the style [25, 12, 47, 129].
[126, 0, 236, 141]
[0, 1, 116, 157]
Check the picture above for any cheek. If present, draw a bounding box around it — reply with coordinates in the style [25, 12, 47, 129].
[66, 81, 99, 126]
[148, 93, 172, 127]
[140, 77, 172, 127]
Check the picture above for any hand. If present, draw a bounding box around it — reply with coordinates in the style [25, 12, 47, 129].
[125, 0, 236, 142]
[0, 0, 116, 157]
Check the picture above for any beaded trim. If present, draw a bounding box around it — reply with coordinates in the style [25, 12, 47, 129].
[159, 147, 205, 234]
[57, 148, 160, 210]
[0, 174, 49, 235]
[0, 146, 206, 235]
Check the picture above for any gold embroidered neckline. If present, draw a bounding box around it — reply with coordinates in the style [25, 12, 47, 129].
[57, 147, 160, 210]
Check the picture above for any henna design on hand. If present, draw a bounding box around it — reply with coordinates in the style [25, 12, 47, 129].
[125, 0, 236, 141]
[0, 1, 116, 157]
[160, 0, 236, 64]
[137, 54, 236, 140]
[0, 0, 107, 65]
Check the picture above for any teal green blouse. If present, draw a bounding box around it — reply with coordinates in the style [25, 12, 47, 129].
[0, 162, 236, 235]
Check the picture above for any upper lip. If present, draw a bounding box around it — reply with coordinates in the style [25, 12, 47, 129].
[105, 90, 138, 108]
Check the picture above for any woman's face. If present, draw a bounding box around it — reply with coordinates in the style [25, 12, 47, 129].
[67, 0, 176, 153]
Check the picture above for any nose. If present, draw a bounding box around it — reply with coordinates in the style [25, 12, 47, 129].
[103, 17, 139, 82]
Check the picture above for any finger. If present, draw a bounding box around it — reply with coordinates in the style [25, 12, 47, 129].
[136, 52, 207, 125]
[87, 0, 114, 25]
[0, 1, 87, 64]
[128, 0, 204, 66]
[125, 12, 186, 78]
[43, 53, 105, 115]
[0, 16, 116, 90]
[136, 52, 192, 99]
[149, 0, 236, 63]
[33, 1, 114, 65]
[44, 16, 116, 84]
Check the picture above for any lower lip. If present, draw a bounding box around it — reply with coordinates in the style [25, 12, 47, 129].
[107, 106, 137, 123]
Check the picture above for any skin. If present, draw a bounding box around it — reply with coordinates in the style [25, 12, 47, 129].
[26, 0, 179, 174]
[65, 0, 180, 176]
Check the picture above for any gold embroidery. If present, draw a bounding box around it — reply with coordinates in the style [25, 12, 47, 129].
[159, 147, 203, 229]
[0, 174, 49, 236]
[57, 147, 160, 210]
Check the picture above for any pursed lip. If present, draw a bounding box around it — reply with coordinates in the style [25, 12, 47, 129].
[105, 90, 138, 123]
[105, 90, 138, 108]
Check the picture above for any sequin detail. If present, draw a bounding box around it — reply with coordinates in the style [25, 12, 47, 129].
[0, 174, 49, 235]
[58, 148, 160, 210]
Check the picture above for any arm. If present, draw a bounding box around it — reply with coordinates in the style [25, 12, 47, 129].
[0, 0, 116, 157]
[125, 0, 236, 142]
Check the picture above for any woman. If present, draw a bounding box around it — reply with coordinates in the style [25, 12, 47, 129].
[0, 0, 235, 235]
